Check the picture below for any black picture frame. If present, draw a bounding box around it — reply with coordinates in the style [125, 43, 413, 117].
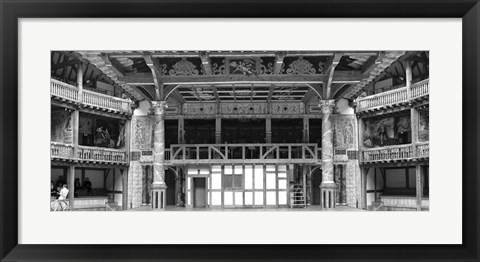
[1, 0, 479, 261]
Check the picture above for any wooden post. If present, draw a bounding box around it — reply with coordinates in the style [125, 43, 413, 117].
[77, 61, 83, 103]
[68, 166, 75, 210]
[121, 169, 128, 210]
[178, 116, 185, 144]
[124, 118, 131, 158]
[266, 115, 272, 143]
[72, 110, 79, 160]
[411, 107, 419, 157]
[374, 168, 377, 201]
[415, 165, 423, 211]
[112, 169, 116, 199]
[361, 167, 368, 209]
[215, 116, 222, 144]
[303, 115, 309, 143]
[405, 60, 412, 100]
[357, 117, 364, 150]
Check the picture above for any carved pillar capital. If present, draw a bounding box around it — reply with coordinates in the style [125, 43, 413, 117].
[151, 101, 168, 115]
[319, 100, 336, 114]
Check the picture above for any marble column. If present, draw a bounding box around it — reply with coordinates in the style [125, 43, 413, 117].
[319, 100, 336, 210]
[151, 101, 168, 210]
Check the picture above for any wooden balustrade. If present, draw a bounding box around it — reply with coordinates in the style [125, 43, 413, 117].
[51, 142, 128, 164]
[356, 79, 429, 112]
[168, 143, 319, 164]
[50, 79, 78, 101]
[416, 142, 429, 158]
[78, 146, 128, 164]
[410, 79, 430, 99]
[361, 143, 429, 163]
[82, 89, 132, 114]
[51, 79, 132, 114]
[51, 142, 74, 159]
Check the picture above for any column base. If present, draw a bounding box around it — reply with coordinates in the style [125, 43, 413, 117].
[151, 183, 167, 210]
[320, 182, 337, 211]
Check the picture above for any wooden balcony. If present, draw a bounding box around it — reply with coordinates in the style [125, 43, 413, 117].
[77, 145, 128, 165]
[51, 142, 128, 165]
[167, 143, 320, 165]
[361, 142, 429, 165]
[356, 79, 429, 113]
[51, 79, 133, 115]
[51, 142, 75, 160]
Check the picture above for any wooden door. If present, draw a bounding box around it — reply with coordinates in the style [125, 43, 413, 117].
[165, 170, 176, 206]
[311, 169, 322, 205]
[193, 178, 206, 208]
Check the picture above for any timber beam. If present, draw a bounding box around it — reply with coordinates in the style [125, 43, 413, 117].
[119, 72, 365, 85]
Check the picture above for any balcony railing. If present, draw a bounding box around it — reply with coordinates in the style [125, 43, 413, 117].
[81, 89, 132, 114]
[51, 79, 132, 114]
[78, 145, 128, 164]
[51, 141, 75, 159]
[51, 79, 78, 101]
[356, 78, 429, 112]
[168, 143, 319, 164]
[416, 142, 429, 158]
[51, 142, 128, 164]
[361, 143, 429, 163]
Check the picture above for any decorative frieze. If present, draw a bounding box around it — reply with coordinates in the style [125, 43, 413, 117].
[271, 102, 304, 115]
[183, 103, 217, 115]
[166, 58, 203, 76]
[221, 103, 267, 115]
[282, 57, 316, 75]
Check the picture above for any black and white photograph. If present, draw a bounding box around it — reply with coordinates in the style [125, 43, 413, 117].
[50, 50, 429, 212]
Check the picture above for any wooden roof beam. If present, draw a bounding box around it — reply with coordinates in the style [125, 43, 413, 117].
[107, 51, 379, 59]
[143, 52, 164, 100]
[101, 53, 126, 78]
[361, 52, 384, 75]
[324, 53, 343, 99]
[119, 71, 363, 85]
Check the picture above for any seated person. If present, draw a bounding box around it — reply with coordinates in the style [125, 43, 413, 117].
[58, 184, 69, 200]
[83, 177, 92, 195]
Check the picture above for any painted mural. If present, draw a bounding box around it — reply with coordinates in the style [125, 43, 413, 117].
[334, 118, 355, 148]
[51, 110, 72, 143]
[132, 116, 153, 150]
[363, 115, 411, 148]
[418, 111, 429, 142]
